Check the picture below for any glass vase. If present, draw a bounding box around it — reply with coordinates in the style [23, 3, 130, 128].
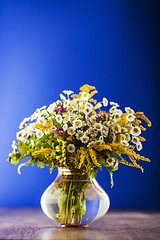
[40, 167, 110, 227]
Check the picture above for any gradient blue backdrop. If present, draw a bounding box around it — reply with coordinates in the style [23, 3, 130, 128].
[0, 0, 159, 209]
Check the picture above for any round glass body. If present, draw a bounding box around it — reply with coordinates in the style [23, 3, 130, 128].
[41, 168, 110, 227]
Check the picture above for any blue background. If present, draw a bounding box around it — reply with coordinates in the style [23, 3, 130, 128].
[0, 0, 159, 209]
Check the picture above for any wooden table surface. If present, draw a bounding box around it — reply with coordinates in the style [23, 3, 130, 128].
[0, 208, 159, 240]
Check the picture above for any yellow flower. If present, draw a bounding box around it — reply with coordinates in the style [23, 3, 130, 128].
[79, 84, 96, 93]
[18, 159, 32, 174]
[89, 149, 101, 168]
[134, 112, 151, 127]
[78, 148, 86, 169]
[32, 148, 52, 161]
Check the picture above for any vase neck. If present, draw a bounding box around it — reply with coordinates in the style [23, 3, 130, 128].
[58, 167, 88, 176]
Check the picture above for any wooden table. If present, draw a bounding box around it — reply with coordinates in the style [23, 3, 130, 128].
[0, 208, 159, 239]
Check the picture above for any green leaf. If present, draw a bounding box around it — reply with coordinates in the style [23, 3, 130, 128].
[107, 164, 118, 172]
[89, 168, 97, 178]
[37, 161, 44, 168]
[113, 152, 121, 158]
[98, 156, 107, 165]
[81, 199, 86, 215]
[71, 195, 75, 202]
[47, 139, 52, 147]
[81, 182, 89, 192]
[18, 141, 31, 156]
[82, 217, 90, 221]
[51, 150, 56, 157]
[71, 203, 80, 211]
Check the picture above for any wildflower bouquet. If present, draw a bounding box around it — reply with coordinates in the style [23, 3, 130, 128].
[8, 84, 151, 225]
[8, 84, 151, 181]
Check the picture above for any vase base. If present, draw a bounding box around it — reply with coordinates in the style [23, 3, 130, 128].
[61, 224, 88, 228]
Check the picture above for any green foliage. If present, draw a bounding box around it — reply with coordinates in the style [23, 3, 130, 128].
[37, 161, 45, 168]
[18, 141, 31, 156]
[89, 168, 97, 179]
[53, 174, 91, 225]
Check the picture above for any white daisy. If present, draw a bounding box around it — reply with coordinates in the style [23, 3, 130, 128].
[112, 133, 117, 143]
[125, 107, 134, 114]
[70, 117, 76, 124]
[49, 126, 56, 133]
[137, 142, 142, 151]
[12, 140, 17, 150]
[63, 100, 70, 108]
[39, 109, 48, 117]
[102, 97, 108, 107]
[89, 115, 97, 124]
[36, 129, 44, 139]
[63, 90, 74, 95]
[56, 115, 63, 124]
[19, 117, 30, 129]
[103, 121, 111, 127]
[16, 130, 25, 140]
[121, 140, 129, 146]
[73, 119, 82, 129]
[94, 102, 102, 109]
[111, 124, 121, 133]
[130, 126, 141, 136]
[102, 126, 109, 132]
[120, 134, 126, 141]
[110, 102, 119, 107]
[114, 113, 121, 122]
[80, 135, 89, 144]
[72, 98, 79, 104]
[94, 139, 104, 145]
[101, 130, 108, 138]
[86, 120, 92, 128]
[115, 109, 122, 115]
[85, 102, 92, 108]
[67, 127, 75, 136]
[37, 117, 46, 125]
[48, 103, 56, 113]
[109, 106, 117, 114]
[84, 106, 92, 115]
[31, 112, 38, 121]
[87, 141, 96, 148]
[63, 116, 71, 124]
[80, 92, 90, 101]
[60, 94, 66, 100]
[122, 127, 128, 133]
[132, 136, 140, 145]
[26, 129, 35, 138]
[63, 124, 68, 131]
[88, 128, 98, 137]
[106, 157, 115, 166]
[76, 130, 84, 140]
[56, 100, 62, 106]
[94, 123, 103, 131]
[99, 136, 104, 142]
[67, 144, 76, 153]
[126, 113, 135, 122]
[37, 106, 47, 111]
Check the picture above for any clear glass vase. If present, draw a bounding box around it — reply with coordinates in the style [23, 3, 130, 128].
[40, 167, 110, 227]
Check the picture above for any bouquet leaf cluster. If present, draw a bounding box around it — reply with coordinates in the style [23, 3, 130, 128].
[8, 84, 151, 186]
